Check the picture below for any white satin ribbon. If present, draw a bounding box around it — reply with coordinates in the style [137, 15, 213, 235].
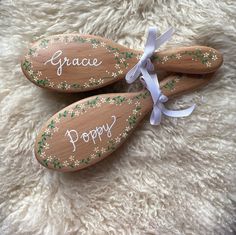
[125, 27, 195, 125]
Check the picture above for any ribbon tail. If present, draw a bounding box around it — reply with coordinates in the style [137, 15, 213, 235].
[144, 27, 158, 58]
[156, 27, 174, 48]
[140, 68, 159, 103]
[150, 105, 162, 125]
[161, 104, 196, 118]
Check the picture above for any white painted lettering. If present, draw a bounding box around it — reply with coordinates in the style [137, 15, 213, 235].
[44, 50, 103, 76]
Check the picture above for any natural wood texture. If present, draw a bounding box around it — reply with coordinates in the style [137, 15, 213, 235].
[35, 73, 215, 172]
[21, 34, 223, 92]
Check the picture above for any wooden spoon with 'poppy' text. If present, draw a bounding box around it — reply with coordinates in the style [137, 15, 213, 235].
[35, 73, 215, 172]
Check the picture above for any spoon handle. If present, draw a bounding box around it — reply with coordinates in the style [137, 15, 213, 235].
[152, 46, 222, 74]
[160, 73, 214, 98]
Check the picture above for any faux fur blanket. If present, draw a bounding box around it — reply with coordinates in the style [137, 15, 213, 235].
[0, 0, 235, 234]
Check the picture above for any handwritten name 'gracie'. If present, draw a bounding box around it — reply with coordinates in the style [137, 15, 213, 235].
[44, 50, 103, 76]
[65, 115, 117, 152]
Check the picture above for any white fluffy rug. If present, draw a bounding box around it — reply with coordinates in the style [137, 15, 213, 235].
[0, 0, 236, 234]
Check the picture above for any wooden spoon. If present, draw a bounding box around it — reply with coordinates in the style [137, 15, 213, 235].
[21, 34, 223, 92]
[35, 73, 214, 172]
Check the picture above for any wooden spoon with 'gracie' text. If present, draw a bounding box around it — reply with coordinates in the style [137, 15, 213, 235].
[21, 34, 222, 92]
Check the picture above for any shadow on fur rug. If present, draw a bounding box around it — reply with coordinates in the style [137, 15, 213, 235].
[0, 0, 236, 234]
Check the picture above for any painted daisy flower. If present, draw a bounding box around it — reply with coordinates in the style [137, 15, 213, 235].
[92, 44, 98, 48]
[133, 109, 138, 115]
[135, 101, 140, 107]
[55, 117, 60, 123]
[74, 160, 80, 166]
[75, 111, 80, 116]
[65, 84, 70, 90]
[127, 99, 132, 104]
[100, 98, 106, 103]
[100, 42, 106, 47]
[115, 137, 121, 143]
[136, 54, 142, 60]
[175, 78, 180, 83]
[112, 72, 117, 78]
[45, 128, 50, 134]
[28, 70, 34, 75]
[91, 154, 96, 159]
[57, 84, 63, 89]
[44, 143, 50, 149]
[101, 147, 106, 154]
[49, 82, 54, 87]
[98, 78, 104, 84]
[89, 77, 95, 83]
[69, 155, 75, 161]
[122, 132, 128, 138]
[63, 161, 69, 167]
[32, 52, 38, 57]
[119, 58, 125, 63]
[96, 102, 101, 107]
[203, 52, 209, 58]
[118, 70, 123, 74]
[68, 35, 74, 42]
[94, 147, 99, 153]
[206, 62, 211, 67]
[114, 52, 119, 57]
[47, 156, 53, 161]
[84, 83, 90, 88]
[163, 56, 169, 62]
[125, 126, 131, 132]
[53, 127, 59, 132]
[176, 54, 181, 59]
[40, 152, 46, 158]
[212, 54, 218, 61]
[80, 103, 85, 109]
[115, 64, 120, 69]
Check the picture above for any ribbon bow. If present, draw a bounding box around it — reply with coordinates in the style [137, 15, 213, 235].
[125, 27, 195, 125]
